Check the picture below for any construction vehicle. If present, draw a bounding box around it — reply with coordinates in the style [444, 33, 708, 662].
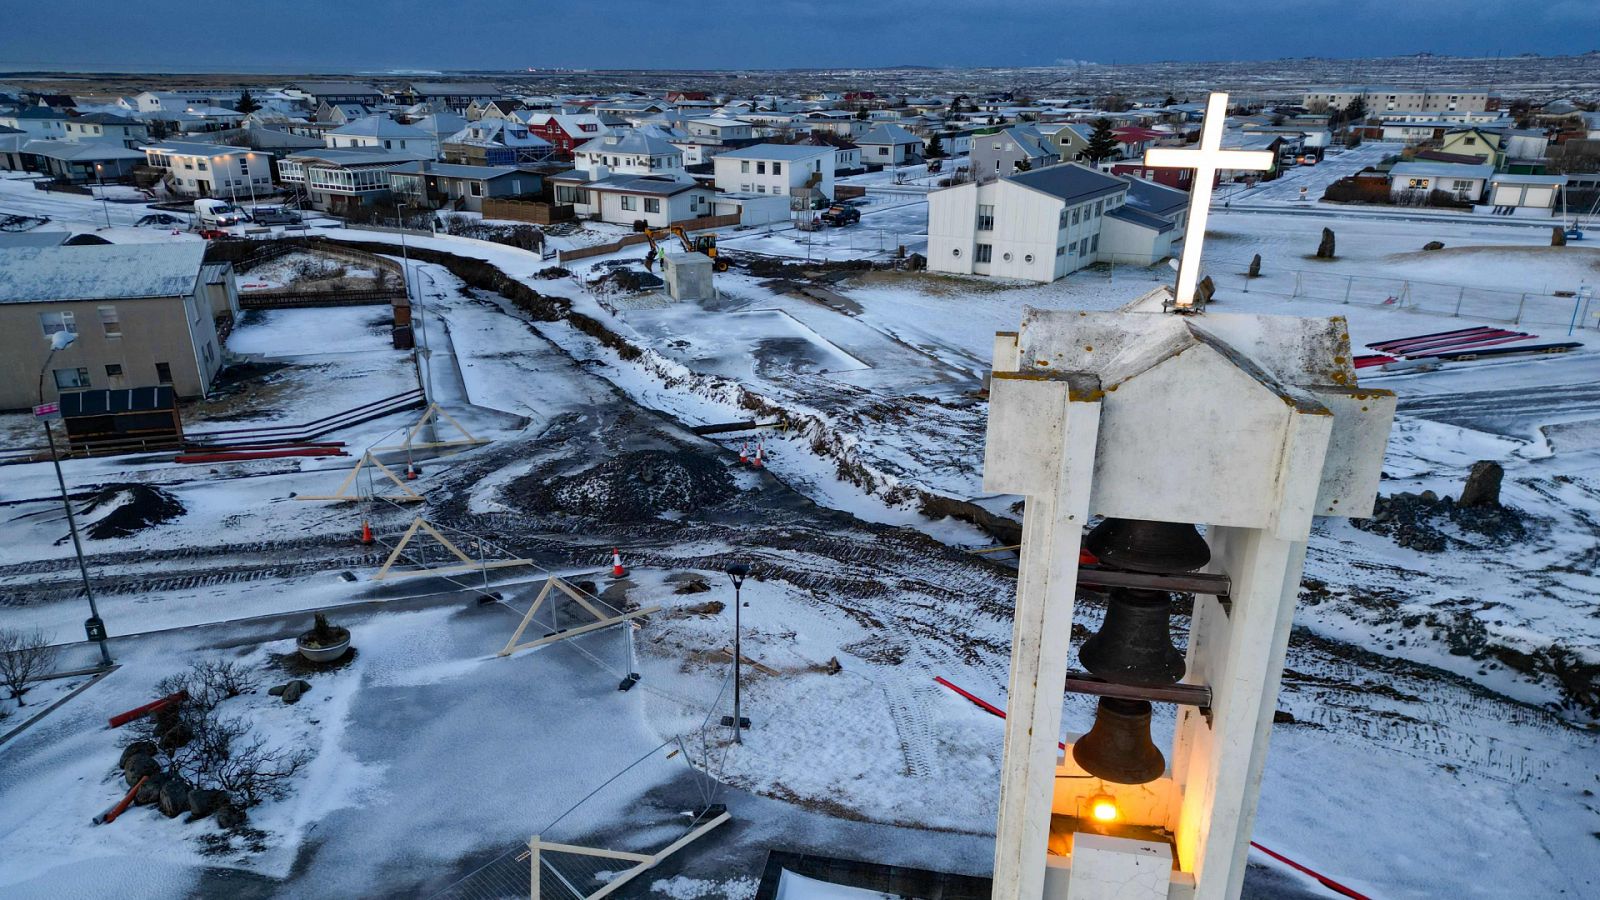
[645, 225, 729, 272]
[820, 204, 861, 227]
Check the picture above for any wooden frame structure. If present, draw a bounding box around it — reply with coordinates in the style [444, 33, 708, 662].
[375, 403, 488, 453]
[373, 516, 532, 581]
[521, 809, 730, 900]
[297, 451, 424, 503]
[499, 576, 661, 657]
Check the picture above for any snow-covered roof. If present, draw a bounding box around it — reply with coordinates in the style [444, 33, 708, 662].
[1489, 173, 1567, 186]
[858, 124, 919, 145]
[392, 161, 525, 181]
[144, 141, 250, 159]
[20, 139, 146, 161]
[1118, 174, 1188, 217]
[286, 148, 427, 166]
[575, 128, 681, 157]
[713, 143, 831, 161]
[329, 115, 432, 139]
[288, 81, 381, 97]
[1388, 161, 1495, 180]
[407, 82, 503, 97]
[1005, 163, 1127, 205]
[0, 243, 205, 304]
[1106, 205, 1175, 234]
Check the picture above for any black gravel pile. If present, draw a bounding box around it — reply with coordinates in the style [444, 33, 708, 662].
[512, 450, 736, 522]
[1353, 490, 1528, 553]
[79, 484, 186, 540]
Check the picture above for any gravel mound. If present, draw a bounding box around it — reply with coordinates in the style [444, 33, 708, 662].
[513, 450, 735, 522]
[1353, 490, 1527, 553]
[78, 484, 186, 540]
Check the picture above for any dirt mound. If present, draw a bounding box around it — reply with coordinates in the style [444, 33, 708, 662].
[512, 450, 735, 522]
[1353, 490, 1528, 553]
[78, 484, 185, 540]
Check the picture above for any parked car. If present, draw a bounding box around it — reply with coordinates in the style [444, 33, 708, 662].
[249, 206, 301, 226]
[821, 205, 861, 226]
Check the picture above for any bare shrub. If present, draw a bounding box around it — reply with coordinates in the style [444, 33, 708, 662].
[0, 628, 60, 706]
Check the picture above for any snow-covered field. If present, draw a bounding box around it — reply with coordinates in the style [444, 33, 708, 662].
[2, 173, 1598, 900]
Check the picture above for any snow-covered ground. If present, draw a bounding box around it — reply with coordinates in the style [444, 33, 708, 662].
[2, 170, 1599, 900]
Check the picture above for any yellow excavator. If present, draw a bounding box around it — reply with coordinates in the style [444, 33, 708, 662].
[644, 225, 730, 272]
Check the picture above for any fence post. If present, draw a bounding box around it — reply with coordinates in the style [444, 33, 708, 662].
[1514, 293, 1527, 325]
[1342, 275, 1353, 304]
[1454, 286, 1465, 317]
[1293, 271, 1301, 299]
[529, 835, 541, 900]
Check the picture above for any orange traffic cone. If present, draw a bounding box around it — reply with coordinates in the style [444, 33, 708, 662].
[611, 548, 627, 578]
[738, 442, 749, 466]
[752, 442, 765, 469]
[360, 520, 374, 546]
[405, 462, 419, 480]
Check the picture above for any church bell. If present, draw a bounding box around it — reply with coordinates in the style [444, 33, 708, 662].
[1084, 517, 1210, 574]
[1071, 697, 1166, 785]
[1079, 588, 1186, 687]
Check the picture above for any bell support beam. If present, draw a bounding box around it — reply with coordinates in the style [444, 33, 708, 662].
[1076, 567, 1231, 604]
[1064, 672, 1212, 708]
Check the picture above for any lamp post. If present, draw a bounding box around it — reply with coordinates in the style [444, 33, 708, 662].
[94, 163, 111, 228]
[36, 332, 113, 667]
[721, 562, 752, 742]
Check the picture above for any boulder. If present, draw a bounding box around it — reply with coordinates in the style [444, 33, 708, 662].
[1553, 226, 1567, 247]
[1459, 460, 1504, 508]
[158, 778, 192, 819]
[216, 804, 248, 830]
[1247, 253, 1261, 277]
[158, 722, 192, 751]
[281, 680, 311, 705]
[1423, 240, 1445, 251]
[123, 753, 162, 787]
[119, 741, 158, 767]
[135, 772, 170, 805]
[187, 788, 228, 820]
[1316, 227, 1336, 259]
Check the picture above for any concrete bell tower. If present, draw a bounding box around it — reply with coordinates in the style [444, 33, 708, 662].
[982, 289, 1395, 900]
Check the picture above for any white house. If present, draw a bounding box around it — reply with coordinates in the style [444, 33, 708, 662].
[1387, 161, 1494, 203]
[0, 106, 69, 139]
[550, 128, 713, 227]
[277, 148, 425, 213]
[60, 113, 148, 148]
[711, 143, 834, 208]
[142, 142, 274, 200]
[928, 163, 1140, 282]
[325, 116, 438, 159]
[857, 123, 921, 165]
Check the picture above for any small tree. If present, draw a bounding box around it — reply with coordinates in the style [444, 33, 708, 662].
[1345, 97, 1367, 124]
[855, 105, 869, 120]
[1085, 118, 1120, 165]
[236, 90, 261, 115]
[0, 628, 59, 706]
[925, 134, 946, 159]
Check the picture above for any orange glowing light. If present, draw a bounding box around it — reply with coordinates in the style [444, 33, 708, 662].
[1089, 793, 1119, 823]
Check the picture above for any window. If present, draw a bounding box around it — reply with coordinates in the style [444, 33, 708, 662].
[975, 243, 992, 263]
[1090, 234, 1099, 252]
[53, 367, 90, 389]
[1059, 209, 1069, 228]
[1464, 137, 1476, 146]
[1094, 200, 1103, 217]
[155, 362, 173, 384]
[740, 161, 750, 173]
[952, 247, 961, 257]
[878, 146, 888, 156]
[99, 305, 120, 337]
[773, 162, 782, 175]
[976, 204, 995, 231]
[197, 161, 208, 171]
[620, 195, 637, 211]
[39, 310, 76, 337]
[1056, 245, 1066, 257]
[469, 181, 483, 197]
[105, 363, 123, 378]
[1002, 252, 1013, 261]
[202, 342, 214, 364]
[1072, 209, 1081, 225]
[1024, 254, 1034, 263]
[756, 161, 766, 174]
[757, 185, 766, 193]
[644, 197, 660, 213]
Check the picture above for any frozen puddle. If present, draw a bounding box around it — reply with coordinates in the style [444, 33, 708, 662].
[731, 309, 871, 375]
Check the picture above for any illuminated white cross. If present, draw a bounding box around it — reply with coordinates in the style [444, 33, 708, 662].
[1143, 91, 1274, 310]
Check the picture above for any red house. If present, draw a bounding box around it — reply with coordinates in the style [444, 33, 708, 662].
[1110, 162, 1209, 192]
[526, 114, 606, 158]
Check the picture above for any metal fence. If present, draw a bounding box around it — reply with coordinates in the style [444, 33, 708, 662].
[1284, 269, 1597, 331]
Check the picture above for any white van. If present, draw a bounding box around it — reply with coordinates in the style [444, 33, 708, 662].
[194, 199, 248, 228]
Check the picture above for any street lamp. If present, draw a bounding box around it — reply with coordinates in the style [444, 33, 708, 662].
[93, 163, 111, 228]
[720, 562, 752, 741]
[36, 331, 113, 667]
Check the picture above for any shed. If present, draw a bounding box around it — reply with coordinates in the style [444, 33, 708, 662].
[59, 386, 183, 453]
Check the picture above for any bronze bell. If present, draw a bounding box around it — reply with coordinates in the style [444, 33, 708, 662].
[1080, 588, 1186, 687]
[1072, 697, 1166, 785]
[1084, 517, 1210, 574]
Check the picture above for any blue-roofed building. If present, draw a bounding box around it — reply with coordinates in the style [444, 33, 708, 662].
[928, 163, 1181, 282]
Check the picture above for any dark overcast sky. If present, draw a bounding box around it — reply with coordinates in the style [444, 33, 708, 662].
[2, 1, 1596, 71]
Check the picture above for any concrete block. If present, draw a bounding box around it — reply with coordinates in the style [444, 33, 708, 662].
[1066, 833, 1171, 900]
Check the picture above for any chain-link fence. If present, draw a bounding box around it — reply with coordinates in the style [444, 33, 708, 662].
[1284, 268, 1597, 331]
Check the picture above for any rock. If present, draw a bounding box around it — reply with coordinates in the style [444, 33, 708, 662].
[1316, 227, 1336, 259]
[1459, 460, 1504, 508]
[119, 741, 158, 767]
[187, 788, 228, 820]
[281, 680, 310, 704]
[123, 753, 162, 787]
[216, 804, 248, 830]
[1423, 240, 1445, 251]
[824, 656, 842, 675]
[1247, 253, 1261, 277]
[1273, 710, 1296, 724]
[158, 778, 192, 819]
[268, 683, 287, 697]
[673, 578, 711, 595]
[158, 721, 192, 751]
[1196, 275, 1217, 304]
[1419, 490, 1438, 502]
[135, 772, 170, 805]
[1553, 226, 1567, 247]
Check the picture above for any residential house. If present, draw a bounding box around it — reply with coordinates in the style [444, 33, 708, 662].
[857, 123, 921, 165]
[548, 129, 713, 227]
[0, 106, 70, 139]
[17, 140, 145, 182]
[441, 119, 554, 166]
[711, 143, 834, 209]
[1438, 128, 1503, 167]
[141, 142, 273, 199]
[929, 163, 1174, 282]
[61, 113, 149, 148]
[1387, 161, 1494, 203]
[802, 110, 869, 138]
[526, 113, 608, 157]
[468, 98, 526, 122]
[388, 162, 541, 213]
[0, 125, 27, 170]
[403, 82, 505, 113]
[316, 101, 372, 125]
[970, 125, 1057, 177]
[325, 115, 439, 159]
[1304, 87, 1498, 115]
[285, 81, 384, 107]
[277, 148, 425, 212]
[0, 242, 224, 408]
[1378, 120, 1456, 144]
[1110, 160, 1197, 192]
[800, 132, 863, 175]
